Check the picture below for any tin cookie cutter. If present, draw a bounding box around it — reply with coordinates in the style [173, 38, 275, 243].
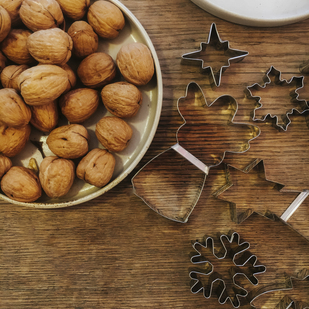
[246, 66, 308, 131]
[132, 82, 260, 223]
[182, 23, 248, 87]
[189, 232, 266, 308]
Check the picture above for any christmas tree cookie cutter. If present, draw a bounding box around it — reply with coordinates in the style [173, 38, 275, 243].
[189, 232, 266, 308]
[181, 23, 248, 87]
[132, 82, 260, 223]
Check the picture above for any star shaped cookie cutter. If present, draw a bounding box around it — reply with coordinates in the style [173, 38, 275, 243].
[182, 23, 248, 87]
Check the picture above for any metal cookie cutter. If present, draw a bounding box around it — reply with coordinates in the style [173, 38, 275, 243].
[132, 82, 260, 223]
[182, 23, 248, 87]
[189, 232, 266, 308]
[246, 66, 308, 131]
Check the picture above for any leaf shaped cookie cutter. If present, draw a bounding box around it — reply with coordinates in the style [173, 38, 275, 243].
[132, 82, 260, 223]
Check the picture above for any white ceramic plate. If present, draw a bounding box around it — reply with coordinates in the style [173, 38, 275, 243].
[0, 0, 163, 208]
[191, 0, 309, 27]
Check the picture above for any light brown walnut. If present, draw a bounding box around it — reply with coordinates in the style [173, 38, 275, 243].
[19, 0, 64, 32]
[59, 88, 99, 123]
[95, 116, 133, 152]
[39, 156, 75, 198]
[27, 28, 73, 65]
[116, 42, 154, 86]
[30, 101, 58, 132]
[101, 82, 142, 118]
[1, 166, 42, 202]
[76, 148, 115, 187]
[67, 21, 98, 58]
[0, 124, 31, 157]
[46, 124, 89, 159]
[56, 0, 90, 20]
[0, 155, 12, 179]
[77, 52, 116, 88]
[87, 0, 125, 39]
[0, 64, 29, 90]
[1, 29, 34, 64]
[0, 88, 31, 127]
[0, 5, 11, 42]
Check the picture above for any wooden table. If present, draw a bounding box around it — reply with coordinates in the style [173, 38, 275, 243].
[1, 0, 309, 308]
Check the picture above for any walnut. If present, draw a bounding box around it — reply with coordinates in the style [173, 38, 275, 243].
[30, 101, 58, 132]
[17, 64, 69, 105]
[0, 0, 22, 26]
[60, 63, 76, 93]
[0, 64, 29, 90]
[0, 88, 31, 127]
[27, 28, 73, 65]
[1, 166, 42, 202]
[0, 124, 31, 157]
[116, 42, 154, 86]
[39, 156, 75, 198]
[95, 116, 132, 152]
[67, 21, 98, 58]
[0, 5, 11, 42]
[77, 52, 116, 88]
[1, 29, 34, 64]
[57, 0, 90, 20]
[19, 0, 64, 32]
[87, 0, 125, 39]
[76, 148, 115, 187]
[101, 82, 142, 118]
[59, 88, 99, 123]
[46, 124, 89, 159]
[0, 155, 12, 179]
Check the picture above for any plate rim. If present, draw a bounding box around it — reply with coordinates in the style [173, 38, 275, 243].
[191, 0, 309, 27]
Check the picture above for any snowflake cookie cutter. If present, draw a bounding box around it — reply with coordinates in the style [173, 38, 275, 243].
[189, 232, 266, 308]
[181, 23, 248, 87]
[132, 82, 260, 223]
[246, 66, 308, 131]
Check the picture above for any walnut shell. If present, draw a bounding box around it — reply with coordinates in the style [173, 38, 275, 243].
[87, 0, 125, 39]
[17, 64, 69, 105]
[67, 21, 98, 58]
[60, 63, 76, 93]
[46, 124, 89, 159]
[0, 155, 12, 179]
[30, 101, 58, 132]
[0, 5, 11, 42]
[76, 148, 115, 187]
[39, 156, 75, 198]
[27, 28, 73, 65]
[95, 116, 132, 152]
[101, 82, 142, 118]
[0, 0, 22, 26]
[59, 88, 99, 123]
[57, 0, 90, 20]
[116, 42, 154, 86]
[0, 124, 31, 157]
[19, 0, 64, 32]
[0, 88, 31, 127]
[1, 29, 34, 64]
[0, 64, 29, 90]
[77, 52, 116, 88]
[1, 166, 42, 202]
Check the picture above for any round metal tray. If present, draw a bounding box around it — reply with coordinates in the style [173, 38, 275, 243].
[0, 0, 163, 208]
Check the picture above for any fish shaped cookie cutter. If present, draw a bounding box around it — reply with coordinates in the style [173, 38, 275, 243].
[132, 82, 260, 223]
[181, 23, 248, 87]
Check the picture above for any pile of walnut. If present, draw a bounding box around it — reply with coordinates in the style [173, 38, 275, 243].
[0, 0, 155, 203]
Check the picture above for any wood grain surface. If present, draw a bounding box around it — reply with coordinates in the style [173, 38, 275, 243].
[1, 0, 309, 308]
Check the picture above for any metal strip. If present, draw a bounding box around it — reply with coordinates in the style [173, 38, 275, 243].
[280, 190, 309, 222]
[171, 143, 209, 175]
